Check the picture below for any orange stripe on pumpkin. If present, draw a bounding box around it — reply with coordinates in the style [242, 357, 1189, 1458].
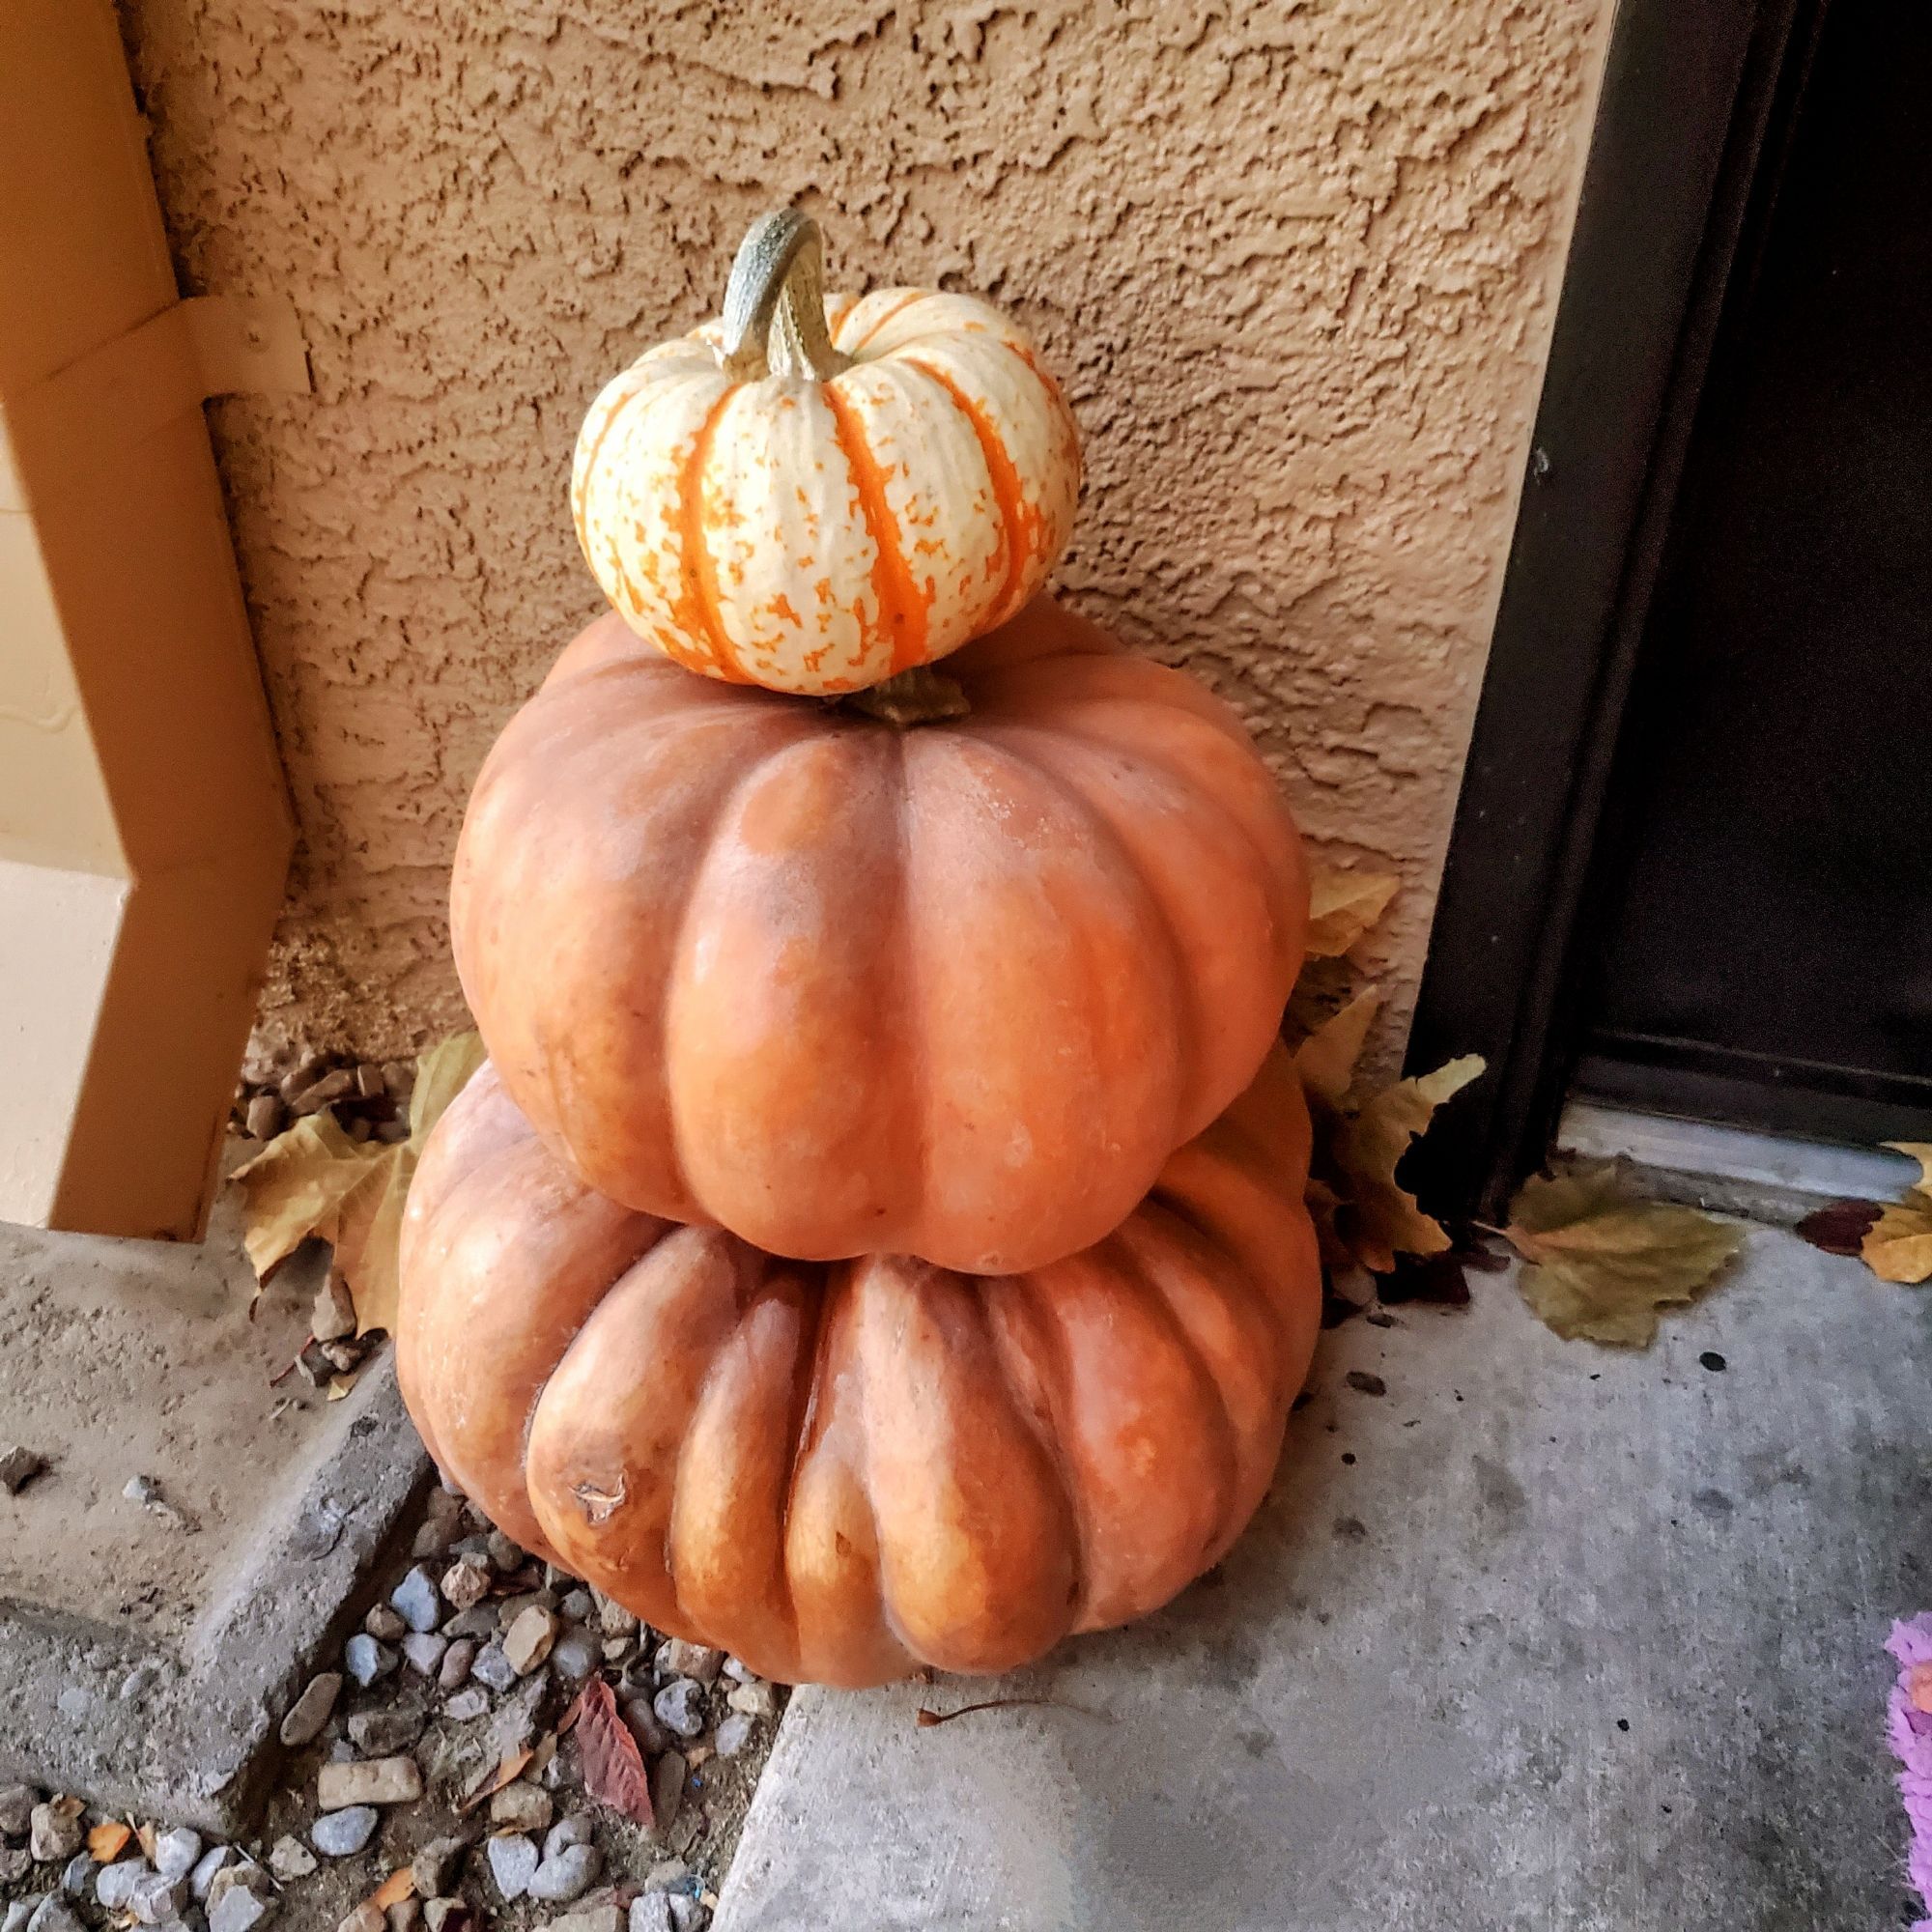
[902, 356, 1040, 626]
[838, 290, 928, 358]
[822, 384, 931, 676]
[675, 390, 753, 683]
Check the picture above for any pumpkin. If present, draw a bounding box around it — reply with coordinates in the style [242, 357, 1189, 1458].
[397, 1045, 1321, 1688]
[570, 208, 1081, 696]
[451, 594, 1309, 1277]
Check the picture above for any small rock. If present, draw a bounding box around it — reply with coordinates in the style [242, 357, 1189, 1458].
[337, 1907, 384, 1932]
[402, 1632, 448, 1677]
[443, 1687, 490, 1723]
[470, 1644, 519, 1693]
[602, 1638, 634, 1666]
[440, 1559, 493, 1614]
[0, 1850, 29, 1885]
[190, 1843, 235, 1900]
[503, 1605, 558, 1676]
[410, 1835, 467, 1898]
[349, 1706, 425, 1755]
[28, 1798, 82, 1862]
[363, 1604, 409, 1642]
[387, 1900, 422, 1932]
[666, 1900, 708, 1932]
[267, 1836, 316, 1883]
[0, 1784, 36, 1839]
[594, 1593, 639, 1638]
[319, 1756, 422, 1808]
[527, 1843, 601, 1904]
[1345, 1369, 1387, 1398]
[291, 1068, 355, 1116]
[438, 1638, 476, 1690]
[128, 1869, 190, 1925]
[721, 1656, 755, 1683]
[489, 1782, 553, 1833]
[421, 1903, 466, 1932]
[154, 1826, 202, 1882]
[0, 1448, 46, 1494]
[344, 1634, 399, 1687]
[555, 1905, 626, 1932]
[630, 1899, 676, 1932]
[486, 1833, 540, 1902]
[443, 1604, 499, 1641]
[411, 1518, 459, 1563]
[123, 1474, 160, 1505]
[58, 1853, 93, 1898]
[491, 1671, 550, 1756]
[96, 1861, 150, 1911]
[559, 1588, 595, 1622]
[486, 1531, 526, 1574]
[0, 1901, 31, 1932]
[310, 1805, 380, 1857]
[280, 1670, 343, 1746]
[725, 1679, 777, 1719]
[649, 1752, 686, 1833]
[26, 1901, 84, 1932]
[643, 1859, 691, 1890]
[355, 1062, 386, 1099]
[621, 1697, 668, 1756]
[210, 1882, 275, 1932]
[550, 1631, 600, 1681]
[244, 1093, 285, 1140]
[543, 1814, 593, 1860]
[652, 1678, 706, 1739]
[656, 1640, 723, 1686]
[208, 1862, 270, 1910]
[391, 1565, 443, 1634]
[714, 1712, 756, 1758]
[312, 1271, 357, 1343]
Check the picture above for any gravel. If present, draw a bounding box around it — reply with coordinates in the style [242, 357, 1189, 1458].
[714, 1713, 756, 1758]
[656, 1640, 724, 1686]
[653, 1678, 707, 1739]
[488, 1781, 552, 1833]
[401, 1631, 448, 1677]
[27, 1799, 81, 1862]
[440, 1558, 493, 1613]
[442, 1687, 490, 1723]
[551, 1630, 601, 1681]
[502, 1605, 559, 1675]
[470, 1644, 519, 1693]
[347, 1706, 425, 1755]
[409, 1835, 467, 1897]
[318, 1757, 422, 1808]
[268, 1835, 317, 1881]
[0, 1785, 35, 1839]
[485, 1833, 539, 1902]
[342, 1634, 398, 1688]
[56, 1854, 93, 1899]
[527, 1841, 602, 1903]
[310, 1806, 380, 1858]
[390, 1565, 443, 1634]
[279, 1671, 343, 1746]
[94, 1861, 149, 1912]
[190, 1843, 235, 1899]
[154, 1825, 202, 1881]
[0, 1448, 46, 1495]
[208, 1885, 274, 1932]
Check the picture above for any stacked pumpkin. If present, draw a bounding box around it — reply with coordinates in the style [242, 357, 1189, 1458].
[398, 212, 1322, 1688]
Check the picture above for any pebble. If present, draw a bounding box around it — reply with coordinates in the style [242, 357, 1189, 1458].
[485, 1833, 539, 1902]
[551, 1631, 600, 1681]
[629, 1899, 676, 1932]
[714, 1712, 756, 1758]
[543, 1814, 593, 1859]
[443, 1604, 499, 1643]
[421, 1903, 466, 1932]
[337, 1906, 384, 1932]
[128, 1870, 190, 1925]
[667, 1900, 709, 1932]
[650, 1752, 687, 1833]
[594, 1593, 639, 1638]
[26, 1902, 84, 1932]
[653, 1678, 707, 1739]
[344, 1634, 399, 1687]
[559, 1588, 595, 1622]
[402, 1632, 448, 1677]
[268, 1835, 316, 1881]
[442, 1687, 490, 1723]
[438, 1638, 476, 1690]
[318, 1756, 422, 1807]
[123, 1474, 160, 1505]
[489, 1781, 553, 1833]
[0, 1902, 29, 1932]
[471, 1644, 519, 1693]
[602, 1638, 635, 1666]
[721, 1657, 755, 1683]
[244, 1093, 285, 1141]
[387, 1900, 422, 1932]
[410, 1835, 467, 1898]
[527, 1842, 602, 1904]
[486, 1531, 526, 1574]
[311, 1271, 356, 1343]
[725, 1679, 778, 1719]
[58, 1854, 93, 1898]
[391, 1566, 443, 1634]
[0, 1448, 46, 1494]
[310, 1805, 380, 1857]
[28, 1799, 82, 1862]
[411, 1517, 459, 1563]
[95, 1861, 149, 1911]
[503, 1605, 558, 1676]
[0, 1852, 28, 1886]
[555, 1906, 626, 1932]
[657, 1640, 724, 1686]
[154, 1826, 202, 1881]
[280, 1670, 342, 1745]
[622, 1698, 668, 1756]
[190, 1844, 235, 1899]
[363, 1604, 408, 1642]
[0, 1784, 35, 1839]
[348, 1706, 425, 1755]
[291, 1068, 355, 1115]
[440, 1559, 493, 1614]
[210, 1890, 273, 1932]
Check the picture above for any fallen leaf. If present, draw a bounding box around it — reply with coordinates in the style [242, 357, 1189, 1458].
[459, 1745, 533, 1814]
[367, 1868, 415, 1912]
[134, 1819, 156, 1862]
[1305, 867, 1400, 957]
[1794, 1198, 1884, 1257]
[87, 1821, 132, 1863]
[1377, 1250, 1473, 1307]
[574, 1675, 654, 1827]
[1293, 990, 1381, 1108]
[1325, 1057, 1486, 1274]
[1861, 1145, 1932, 1285]
[1504, 1164, 1743, 1347]
[326, 1375, 355, 1402]
[233, 1031, 484, 1336]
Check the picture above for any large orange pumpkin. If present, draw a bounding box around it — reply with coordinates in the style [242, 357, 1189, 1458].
[397, 1046, 1321, 1688]
[451, 595, 1308, 1277]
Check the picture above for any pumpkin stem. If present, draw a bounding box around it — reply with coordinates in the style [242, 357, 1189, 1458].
[841, 666, 972, 726]
[719, 210, 852, 384]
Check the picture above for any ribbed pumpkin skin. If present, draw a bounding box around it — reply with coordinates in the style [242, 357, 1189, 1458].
[397, 1047, 1321, 1688]
[570, 290, 1080, 695]
[451, 596, 1309, 1277]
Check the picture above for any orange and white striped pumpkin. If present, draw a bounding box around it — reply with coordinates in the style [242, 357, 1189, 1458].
[569, 210, 1082, 696]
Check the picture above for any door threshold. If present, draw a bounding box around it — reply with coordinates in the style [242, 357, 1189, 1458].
[1554, 1097, 1918, 1224]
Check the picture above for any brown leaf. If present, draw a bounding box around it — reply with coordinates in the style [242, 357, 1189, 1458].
[1504, 1163, 1743, 1347]
[1861, 1144, 1932, 1285]
[87, 1820, 132, 1863]
[575, 1675, 654, 1827]
[367, 1868, 416, 1913]
[459, 1745, 533, 1814]
[1794, 1198, 1884, 1256]
[1304, 867, 1400, 957]
[1325, 1057, 1485, 1273]
[1293, 989, 1381, 1108]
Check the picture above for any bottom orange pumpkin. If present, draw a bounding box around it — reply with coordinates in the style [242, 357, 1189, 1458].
[396, 1047, 1321, 1689]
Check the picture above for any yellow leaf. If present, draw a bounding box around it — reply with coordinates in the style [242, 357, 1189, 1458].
[231, 1113, 387, 1282]
[1504, 1163, 1743, 1346]
[1861, 1143, 1932, 1283]
[410, 1031, 488, 1142]
[87, 1821, 131, 1863]
[1293, 988, 1381, 1108]
[1325, 1055, 1484, 1273]
[1305, 867, 1400, 958]
[367, 1866, 416, 1912]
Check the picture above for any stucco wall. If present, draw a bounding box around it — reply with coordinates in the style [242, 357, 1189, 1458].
[120, 0, 1611, 1069]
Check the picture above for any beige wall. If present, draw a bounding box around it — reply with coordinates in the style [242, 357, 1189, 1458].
[121, 0, 1612, 1070]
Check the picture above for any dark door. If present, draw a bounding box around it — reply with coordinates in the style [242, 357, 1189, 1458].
[1567, 0, 1932, 1146]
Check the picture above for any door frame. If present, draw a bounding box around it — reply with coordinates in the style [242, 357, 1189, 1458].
[1405, 0, 1822, 1217]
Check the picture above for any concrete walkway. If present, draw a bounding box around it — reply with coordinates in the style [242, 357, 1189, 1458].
[719, 1229, 1928, 1930]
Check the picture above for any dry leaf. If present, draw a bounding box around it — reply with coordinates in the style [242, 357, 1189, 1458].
[87, 1820, 132, 1863]
[1861, 1144, 1932, 1284]
[459, 1745, 533, 1814]
[574, 1675, 654, 1827]
[1794, 1198, 1884, 1256]
[366, 1867, 416, 1912]
[1305, 867, 1400, 957]
[1504, 1164, 1743, 1347]
[1326, 1057, 1485, 1274]
[234, 1031, 484, 1335]
[1293, 990, 1380, 1108]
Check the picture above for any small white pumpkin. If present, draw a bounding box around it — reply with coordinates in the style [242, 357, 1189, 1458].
[570, 210, 1082, 696]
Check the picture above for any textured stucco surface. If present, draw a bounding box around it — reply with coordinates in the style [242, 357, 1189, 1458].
[119, 0, 1612, 1065]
